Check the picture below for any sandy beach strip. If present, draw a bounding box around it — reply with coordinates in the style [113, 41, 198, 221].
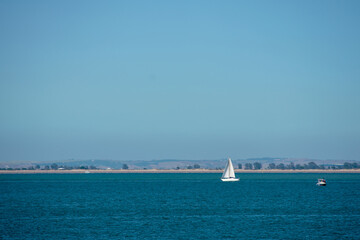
[0, 169, 360, 174]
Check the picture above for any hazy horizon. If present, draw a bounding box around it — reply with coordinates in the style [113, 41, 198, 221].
[1, 1, 360, 162]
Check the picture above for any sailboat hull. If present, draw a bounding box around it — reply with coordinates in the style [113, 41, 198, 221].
[221, 178, 239, 182]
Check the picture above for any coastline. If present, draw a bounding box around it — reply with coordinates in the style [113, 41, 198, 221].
[1, 169, 360, 174]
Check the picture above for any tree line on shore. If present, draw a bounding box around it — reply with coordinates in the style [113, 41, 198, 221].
[237, 162, 360, 170]
[0, 163, 204, 171]
[0, 163, 99, 171]
[1, 162, 359, 171]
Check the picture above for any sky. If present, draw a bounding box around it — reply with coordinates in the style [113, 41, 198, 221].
[0, 0, 360, 162]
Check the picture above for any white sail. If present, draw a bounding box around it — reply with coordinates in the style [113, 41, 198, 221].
[228, 158, 235, 178]
[221, 158, 239, 181]
[222, 160, 230, 178]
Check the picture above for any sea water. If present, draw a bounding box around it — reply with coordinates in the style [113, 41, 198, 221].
[1, 173, 360, 239]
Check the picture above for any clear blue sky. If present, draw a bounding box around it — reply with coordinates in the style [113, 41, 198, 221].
[1, 0, 359, 162]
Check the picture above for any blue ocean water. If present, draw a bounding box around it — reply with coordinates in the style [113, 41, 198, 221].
[1, 173, 360, 239]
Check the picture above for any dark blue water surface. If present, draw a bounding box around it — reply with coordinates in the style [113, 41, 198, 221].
[1, 173, 360, 239]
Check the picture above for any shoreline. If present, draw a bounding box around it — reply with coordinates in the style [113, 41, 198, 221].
[1, 169, 360, 174]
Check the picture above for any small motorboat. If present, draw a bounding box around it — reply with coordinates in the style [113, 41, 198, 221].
[316, 179, 326, 186]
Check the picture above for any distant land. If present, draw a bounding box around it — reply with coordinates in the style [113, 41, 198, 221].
[1, 157, 359, 170]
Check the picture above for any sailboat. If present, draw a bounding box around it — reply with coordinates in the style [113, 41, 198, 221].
[221, 158, 239, 182]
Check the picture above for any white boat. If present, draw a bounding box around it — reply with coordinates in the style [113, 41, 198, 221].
[221, 158, 239, 182]
[316, 178, 326, 186]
